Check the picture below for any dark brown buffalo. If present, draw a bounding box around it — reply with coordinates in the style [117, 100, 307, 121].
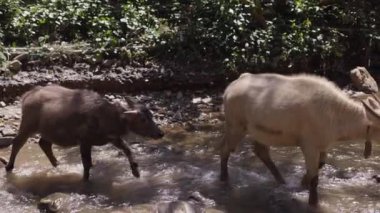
[5, 85, 164, 180]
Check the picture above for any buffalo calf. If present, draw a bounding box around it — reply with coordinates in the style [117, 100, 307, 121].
[6, 85, 164, 180]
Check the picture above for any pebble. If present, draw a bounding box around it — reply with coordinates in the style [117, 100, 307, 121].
[202, 97, 212, 103]
[192, 97, 202, 104]
[0, 102, 5, 107]
[1, 126, 16, 137]
[115, 66, 125, 74]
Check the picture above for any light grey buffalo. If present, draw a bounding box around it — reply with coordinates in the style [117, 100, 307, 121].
[220, 72, 380, 206]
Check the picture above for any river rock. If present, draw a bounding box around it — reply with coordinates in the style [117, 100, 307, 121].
[192, 97, 202, 104]
[102, 59, 115, 68]
[188, 191, 215, 207]
[7, 60, 22, 73]
[0, 137, 12, 148]
[201, 97, 212, 104]
[37, 192, 71, 213]
[350, 66, 378, 93]
[115, 66, 125, 74]
[1, 125, 16, 137]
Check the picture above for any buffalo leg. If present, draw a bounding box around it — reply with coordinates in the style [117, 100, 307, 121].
[220, 137, 230, 182]
[301, 144, 320, 206]
[38, 138, 58, 167]
[364, 140, 372, 159]
[112, 139, 140, 178]
[220, 128, 245, 182]
[319, 152, 327, 169]
[6, 134, 30, 172]
[253, 141, 285, 184]
[80, 144, 92, 181]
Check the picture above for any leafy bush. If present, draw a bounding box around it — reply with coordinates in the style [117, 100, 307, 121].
[0, 0, 19, 29]
[5, 0, 159, 46]
[0, 43, 5, 67]
[152, 0, 379, 72]
[0, 0, 379, 73]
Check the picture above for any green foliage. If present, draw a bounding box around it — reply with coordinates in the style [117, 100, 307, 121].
[0, 0, 19, 29]
[0, 0, 379, 72]
[0, 43, 5, 67]
[0, 29, 5, 66]
[4, 0, 159, 47]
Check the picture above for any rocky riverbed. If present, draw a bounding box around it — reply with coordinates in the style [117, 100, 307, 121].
[0, 46, 233, 103]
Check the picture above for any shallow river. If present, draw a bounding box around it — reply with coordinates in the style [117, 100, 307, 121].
[1, 109, 380, 212]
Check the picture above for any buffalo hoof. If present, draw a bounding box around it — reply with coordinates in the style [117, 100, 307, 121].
[318, 161, 325, 169]
[5, 164, 13, 172]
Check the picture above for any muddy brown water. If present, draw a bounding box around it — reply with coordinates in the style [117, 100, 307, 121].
[1, 111, 380, 212]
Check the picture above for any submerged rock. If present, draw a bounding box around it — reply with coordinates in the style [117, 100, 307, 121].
[0, 137, 12, 148]
[37, 193, 71, 213]
[188, 191, 215, 207]
[1, 125, 16, 137]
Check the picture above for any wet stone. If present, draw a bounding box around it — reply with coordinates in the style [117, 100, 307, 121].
[202, 97, 212, 104]
[37, 193, 71, 213]
[1, 126, 16, 137]
[335, 168, 357, 179]
[115, 66, 125, 74]
[0, 137, 12, 148]
[38, 198, 60, 213]
[192, 97, 202, 104]
[188, 191, 216, 207]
